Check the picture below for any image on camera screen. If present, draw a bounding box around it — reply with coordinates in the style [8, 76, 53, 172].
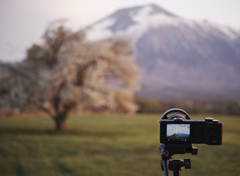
[166, 124, 190, 142]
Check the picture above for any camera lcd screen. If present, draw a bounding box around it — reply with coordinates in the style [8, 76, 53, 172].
[166, 124, 190, 142]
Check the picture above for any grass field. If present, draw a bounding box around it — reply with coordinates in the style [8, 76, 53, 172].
[0, 114, 239, 176]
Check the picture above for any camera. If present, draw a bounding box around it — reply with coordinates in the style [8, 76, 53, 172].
[159, 108, 223, 145]
[159, 108, 223, 176]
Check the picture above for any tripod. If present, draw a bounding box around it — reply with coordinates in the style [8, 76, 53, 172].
[160, 144, 198, 176]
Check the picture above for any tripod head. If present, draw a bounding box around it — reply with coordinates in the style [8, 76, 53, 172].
[159, 144, 197, 176]
[160, 144, 198, 158]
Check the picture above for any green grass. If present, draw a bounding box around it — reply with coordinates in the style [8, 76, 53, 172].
[0, 114, 239, 176]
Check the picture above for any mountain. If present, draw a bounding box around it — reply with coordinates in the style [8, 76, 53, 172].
[85, 4, 240, 101]
[168, 133, 189, 138]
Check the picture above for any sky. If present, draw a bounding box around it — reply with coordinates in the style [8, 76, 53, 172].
[1, 0, 240, 63]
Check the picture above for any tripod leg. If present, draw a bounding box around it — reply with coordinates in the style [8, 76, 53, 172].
[161, 159, 169, 176]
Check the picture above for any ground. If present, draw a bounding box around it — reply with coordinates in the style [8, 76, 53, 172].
[0, 114, 239, 176]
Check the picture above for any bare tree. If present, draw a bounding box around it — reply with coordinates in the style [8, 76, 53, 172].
[0, 22, 139, 130]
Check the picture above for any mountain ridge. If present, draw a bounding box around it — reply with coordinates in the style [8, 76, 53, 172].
[85, 4, 240, 101]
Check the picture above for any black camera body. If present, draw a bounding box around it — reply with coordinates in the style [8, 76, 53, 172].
[159, 108, 223, 176]
[159, 108, 223, 145]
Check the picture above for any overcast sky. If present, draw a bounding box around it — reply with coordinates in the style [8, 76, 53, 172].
[1, 0, 240, 63]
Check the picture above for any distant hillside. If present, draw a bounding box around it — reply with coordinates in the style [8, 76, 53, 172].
[85, 4, 240, 101]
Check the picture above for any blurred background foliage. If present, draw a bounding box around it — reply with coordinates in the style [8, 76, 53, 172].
[135, 97, 240, 115]
[0, 21, 140, 130]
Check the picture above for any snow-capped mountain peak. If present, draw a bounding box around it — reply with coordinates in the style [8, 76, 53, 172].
[86, 3, 240, 43]
[85, 4, 240, 101]
[85, 4, 180, 42]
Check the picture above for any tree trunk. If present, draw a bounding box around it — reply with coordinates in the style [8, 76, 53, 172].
[54, 114, 67, 131]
